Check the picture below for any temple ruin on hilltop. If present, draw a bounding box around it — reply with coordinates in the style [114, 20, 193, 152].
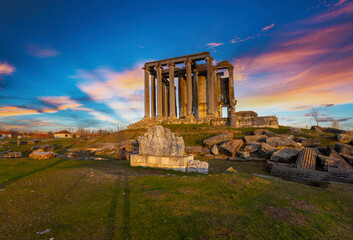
[128, 51, 278, 129]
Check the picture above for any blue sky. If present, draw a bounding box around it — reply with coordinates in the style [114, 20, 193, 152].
[1, 0, 353, 131]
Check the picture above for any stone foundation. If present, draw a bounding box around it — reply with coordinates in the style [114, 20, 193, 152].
[127, 111, 278, 129]
[130, 154, 194, 172]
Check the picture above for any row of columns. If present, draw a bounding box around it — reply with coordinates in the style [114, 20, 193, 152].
[144, 57, 233, 119]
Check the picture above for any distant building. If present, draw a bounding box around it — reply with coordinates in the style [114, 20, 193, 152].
[53, 130, 73, 138]
[0, 131, 13, 139]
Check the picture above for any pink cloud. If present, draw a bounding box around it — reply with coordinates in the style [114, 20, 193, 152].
[262, 23, 275, 32]
[231, 36, 255, 44]
[206, 42, 224, 47]
[231, 4, 353, 112]
[0, 62, 15, 76]
[25, 44, 60, 58]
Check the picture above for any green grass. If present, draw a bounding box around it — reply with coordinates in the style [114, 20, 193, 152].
[0, 158, 352, 239]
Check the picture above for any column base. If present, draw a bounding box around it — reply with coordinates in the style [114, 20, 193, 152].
[168, 115, 178, 120]
[185, 114, 195, 120]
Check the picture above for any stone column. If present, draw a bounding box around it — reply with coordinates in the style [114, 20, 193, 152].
[143, 66, 150, 118]
[166, 85, 170, 118]
[213, 70, 218, 115]
[193, 70, 199, 118]
[168, 63, 176, 118]
[150, 73, 156, 118]
[162, 83, 166, 117]
[178, 74, 186, 118]
[206, 57, 214, 116]
[156, 65, 163, 118]
[228, 66, 235, 100]
[185, 59, 193, 117]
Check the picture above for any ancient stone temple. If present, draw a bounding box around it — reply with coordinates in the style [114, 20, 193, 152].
[128, 51, 278, 129]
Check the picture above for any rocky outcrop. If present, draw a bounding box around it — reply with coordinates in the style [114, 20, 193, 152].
[186, 160, 208, 174]
[203, 133, 233, 147]
[219, 139, 244, 157]
[0, 151, 22, 158]
[270, 148, 300, 163]
[29, 151, 56, 159]
[31, 144, 55, 152]
[138, 125, 184, 156]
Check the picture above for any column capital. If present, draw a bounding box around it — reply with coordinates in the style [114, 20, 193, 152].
[184, 59, 192, 65]
[142, 66, 150, 71]
[167, 63, 175, 67]
[228, 65, 234, 71]
[205, 56, 213, 62]
[155, 64, 163, 70]
[194, 69, 199, 75]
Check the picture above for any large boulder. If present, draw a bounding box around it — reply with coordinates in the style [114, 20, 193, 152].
[185, 146, 209, 155]
[138, 125, 184, 156]
[186, 160, 208, 174]
[31, 144, 55, 152]
[243, 135, 267, 143]
[253, 129, 279, 137]
[334, 143, 352, 155]
[259, 142, 277, 157]
[327, 145, 343, 159]
[237, 151, 250, 159]
[203, 133, 233, 147]
[266, 137, 300, 148]
[29, 151, 56, 159]
[270, 148, 300, 163]
[297, 138, 320, 148]
[219, 139, 244, 157]
[336, 134, 353, 144]
[244, 143, 261, 153]
[0, 151, 22, 158]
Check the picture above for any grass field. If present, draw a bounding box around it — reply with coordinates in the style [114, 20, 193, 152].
[1, 157, 353, 239]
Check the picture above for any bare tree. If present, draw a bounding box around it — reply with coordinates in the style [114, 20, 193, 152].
[310, 108, 320, 126]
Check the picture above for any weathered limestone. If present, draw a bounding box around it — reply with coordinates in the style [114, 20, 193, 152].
[29, 151, 56, 159]
[203, 133, 233, 147]
[31, 144, 55, 152]
[270, 148, 300, 163]
[138, 125, 184, 156]
[168, 63, 176, 118]
[296, 148, 316, 170]
[151, 74, 156, 117]
[131, 125, 210, 173]
[144, 66, 150, 118]
[185, 59, 193, 117]
[220, 139, 244, 157]
[0, 151, 22, 158]
[156, 65, 163, 118]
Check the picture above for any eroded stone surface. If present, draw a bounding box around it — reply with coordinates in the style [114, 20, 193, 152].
[138, 125, 184, 156]
[270, 148, 300, 163]
[0, 151, 22, 158]
[266, 137, 300, 148]
[203, 133, 233, 147]
[244, 135, 267, 143]
[29, 151, 56, 159]
[186, 160, 208, 174]
[31, 144, 55, 152]
[220, 139, 244, 157]
[211, 145, 219, 155]
[334, 143, 352, 155]
[336, 134, 353, 144]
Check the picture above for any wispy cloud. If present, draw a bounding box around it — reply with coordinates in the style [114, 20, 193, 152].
[0, 62, 15, 76]
[231, 23, 275, 44]
[206, 42, 224, 47]
[0, 106, 40, 117]
[75, 64, 145, 123]
[25, 44, 61, 58]
[232, 3, 353, 112]
[262, 23, 275, 32]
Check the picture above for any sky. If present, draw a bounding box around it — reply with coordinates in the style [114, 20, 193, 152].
[0, 0, 353, 131]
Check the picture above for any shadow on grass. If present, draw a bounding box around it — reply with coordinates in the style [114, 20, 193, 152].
[123, 175, 131, 240]
[105, 175, 121, 240]
[0, 158, 68, 189]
